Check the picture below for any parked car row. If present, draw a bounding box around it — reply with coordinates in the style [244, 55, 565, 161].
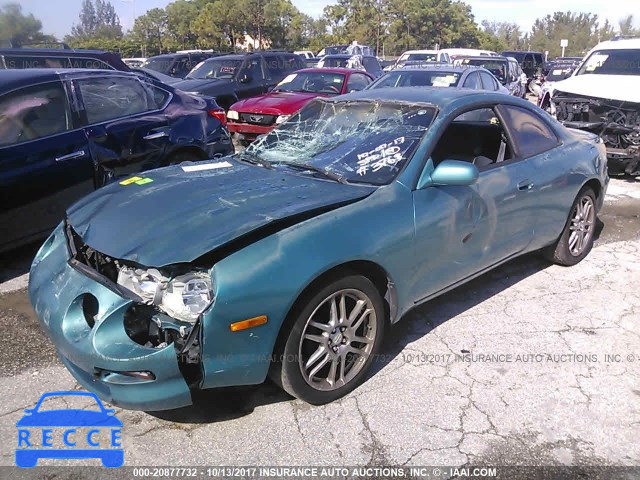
[0, 68, 232, 252]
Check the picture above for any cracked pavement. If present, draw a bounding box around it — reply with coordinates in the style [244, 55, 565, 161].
[0, 177, 638, 470]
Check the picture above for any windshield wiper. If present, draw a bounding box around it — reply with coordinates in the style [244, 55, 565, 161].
[238, 151, 273, 169]
[276, 161, 347, 184]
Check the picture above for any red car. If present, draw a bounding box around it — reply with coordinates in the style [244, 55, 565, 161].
[227, 68, 374, 143]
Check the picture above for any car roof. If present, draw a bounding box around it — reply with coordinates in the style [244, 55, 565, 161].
[402, 50, 439, 54]
[295, 67, 356, 75]
[462, 55, 508, 61]
[336, 86, 534, 111]
[203, 54, 245, 61]
[588, 38, 640, 51]
[0, 68, 137, 94]
[335, 86, 480, 107]
[395, 65, 477, 73]
[0, 47, 110, 55]
[502, 50, 543, 54]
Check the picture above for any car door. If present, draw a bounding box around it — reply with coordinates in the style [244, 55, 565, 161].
[74, 74, 171, 184]
[236, 56, 269, 99]
[411, 159, 484, 302]
[0, 80, 94, 249]
[496, 104, 564, 244]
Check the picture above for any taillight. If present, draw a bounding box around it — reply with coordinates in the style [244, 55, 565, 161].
[208, 109, 227, 126]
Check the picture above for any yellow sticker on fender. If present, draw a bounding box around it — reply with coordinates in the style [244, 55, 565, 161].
[120, 176, 143, 185]
[119, 176, 154, 186]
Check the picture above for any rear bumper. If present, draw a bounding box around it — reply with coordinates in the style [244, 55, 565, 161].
[28, 225, 193, 411]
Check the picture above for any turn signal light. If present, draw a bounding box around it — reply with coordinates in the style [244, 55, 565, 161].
[229, 315, 268, 332]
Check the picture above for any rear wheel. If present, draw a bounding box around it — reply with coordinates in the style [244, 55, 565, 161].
[543, 187, 596, 266]
[271, 274, 386, 404]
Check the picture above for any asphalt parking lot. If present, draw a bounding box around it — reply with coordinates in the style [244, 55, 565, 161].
[0, 177, 639, 471]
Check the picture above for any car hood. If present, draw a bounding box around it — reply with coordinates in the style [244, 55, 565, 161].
[553, 74, 640, 103]
[231, 91, 329, 115]
[66, 159, 375, 267]
[172, 78, 234, 95]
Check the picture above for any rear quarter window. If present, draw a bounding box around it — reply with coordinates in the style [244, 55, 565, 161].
[500, 105, 560, 158]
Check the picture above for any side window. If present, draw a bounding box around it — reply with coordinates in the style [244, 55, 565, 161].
[462, 72, 480, 89]
[523, 54, 533, 71]
[346, 73, 371, 92]
[431, 106, 513, 169]
[141, 81, 171, 109]
[242, 57, 265, 81]
[479, 72, 498, 91]
[500, 105, 560, 157]
[0, 81, 71, 147]
[283, 54, 303, 72]
[263, 55, 286, 79]
[77, 76, 151, 124]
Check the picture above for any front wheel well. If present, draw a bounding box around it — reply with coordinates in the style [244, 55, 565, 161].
[270, 261, 396, 359]
[583, 178, 602, 204]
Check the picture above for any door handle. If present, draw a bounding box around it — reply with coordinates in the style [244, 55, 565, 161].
[143, 131, 169, 140]
[55, 150, 86, 162]
[517, 180, 534, 191]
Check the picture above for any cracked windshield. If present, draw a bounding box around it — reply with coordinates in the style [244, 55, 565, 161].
[245, 100, 435, 185]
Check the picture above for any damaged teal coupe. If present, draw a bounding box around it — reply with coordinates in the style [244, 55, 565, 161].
[29, 88, 609, 410]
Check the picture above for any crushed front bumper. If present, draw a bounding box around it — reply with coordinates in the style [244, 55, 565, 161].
[28, 225, 193, 411]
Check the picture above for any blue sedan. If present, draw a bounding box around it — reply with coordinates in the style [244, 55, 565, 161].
[29, 88, 609, 409]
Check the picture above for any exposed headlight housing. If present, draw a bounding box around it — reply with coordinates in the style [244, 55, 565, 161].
[275, 114, 290, 124]
[117, 267, 214, 323]
[227, 110, 239, 120]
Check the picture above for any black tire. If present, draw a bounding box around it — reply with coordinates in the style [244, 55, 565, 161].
[543, 187, 597, 266]
[270, 273, 386, 405]
[163, 150, 203, 166]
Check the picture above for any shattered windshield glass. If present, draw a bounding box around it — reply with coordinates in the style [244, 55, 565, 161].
[275, 72, 346, 94]
[575, 49, 640, 76]
[245, 99, 436, 185]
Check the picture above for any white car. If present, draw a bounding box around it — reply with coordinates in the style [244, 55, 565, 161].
[386, 49, 451, 71]
[294, 51, 315, 60]
[550, 37, 640, 175]
[122, 57, 147, 68]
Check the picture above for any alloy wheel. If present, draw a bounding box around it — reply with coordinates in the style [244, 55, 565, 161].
[298, 289, 377, 391]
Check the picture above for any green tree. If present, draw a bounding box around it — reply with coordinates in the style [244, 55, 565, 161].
[0, 2, 55, 45]
[192, 0, 244, 51]
[131, 7, 168, 54]
[528, 12, 612, 57]
[165, 0, 199, 50]
[69, 0, 122, 40]
[481, 21, 523, 51]
[618, 14, 640, 36]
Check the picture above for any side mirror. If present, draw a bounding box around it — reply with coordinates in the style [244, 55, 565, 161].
[420, 160, 479, 188]
[239, 73, 252, 84]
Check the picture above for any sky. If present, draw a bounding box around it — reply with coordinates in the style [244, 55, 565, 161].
[16, 0, 640, 40]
